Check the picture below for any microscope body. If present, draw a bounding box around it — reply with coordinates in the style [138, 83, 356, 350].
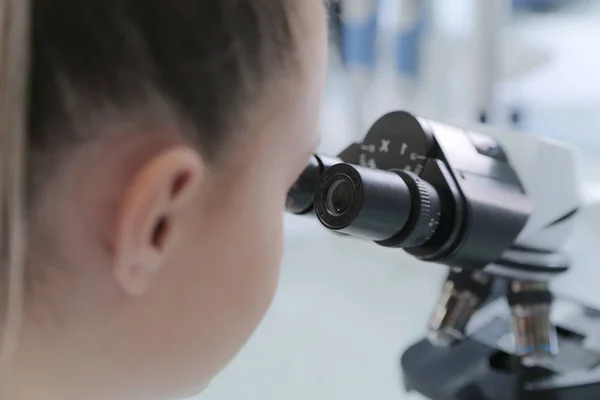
[334, 112, 583, 271]
[481, 124, 582, 254]
[287, 110, 596, 399]
[473, 123, 583, 283]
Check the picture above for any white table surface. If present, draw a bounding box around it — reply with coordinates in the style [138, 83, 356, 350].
[201, 214, 444, 400]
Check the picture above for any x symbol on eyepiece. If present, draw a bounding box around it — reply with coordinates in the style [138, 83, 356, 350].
[380, 139, 390, 153]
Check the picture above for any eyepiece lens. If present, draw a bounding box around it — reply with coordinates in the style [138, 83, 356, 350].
[325, 178, 354, 216]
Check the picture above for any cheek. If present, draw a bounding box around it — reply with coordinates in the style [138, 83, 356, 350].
[242, 191, 286, 294]
[150, 185, 286, 386]
[208, 180, 286, 313]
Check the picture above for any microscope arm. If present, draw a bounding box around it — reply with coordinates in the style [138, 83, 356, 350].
[473, 123, 584, 253]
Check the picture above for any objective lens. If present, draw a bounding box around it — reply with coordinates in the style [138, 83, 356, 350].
[508, 281, 558, 365]
[428, 270, 493, 347]
[325, 178, 354, 216]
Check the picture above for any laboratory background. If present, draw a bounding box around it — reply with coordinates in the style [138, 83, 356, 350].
[201, 1, 600, 400]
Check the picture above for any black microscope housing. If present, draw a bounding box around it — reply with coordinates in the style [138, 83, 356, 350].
[288, 110, 533, 270]
[286, 111, 599, 400]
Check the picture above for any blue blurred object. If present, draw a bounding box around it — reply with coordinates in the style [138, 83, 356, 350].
[340, 2, 379, 69]
[341, 14, 378, 69]
[395, 1, 428, 78]
[513, 0, 567, 11]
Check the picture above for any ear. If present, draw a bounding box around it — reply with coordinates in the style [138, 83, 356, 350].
[112, 146, 203, 297]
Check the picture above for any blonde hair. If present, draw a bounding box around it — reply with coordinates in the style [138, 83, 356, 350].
[0, 0, 31, 377]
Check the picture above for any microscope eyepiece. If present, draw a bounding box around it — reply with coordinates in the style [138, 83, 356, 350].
[286, 155, 341, 215]
[314, 163, 442, 248]
[315, 164, 400, 236]
[324, 178, 354, 217]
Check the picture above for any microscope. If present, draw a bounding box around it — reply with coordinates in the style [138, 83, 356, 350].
[286, 111, 600, 399]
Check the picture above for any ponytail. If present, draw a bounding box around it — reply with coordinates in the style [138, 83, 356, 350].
[0, 0, 31, 378]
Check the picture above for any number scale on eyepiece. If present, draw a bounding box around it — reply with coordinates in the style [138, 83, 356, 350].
[357, 111, 435, 175]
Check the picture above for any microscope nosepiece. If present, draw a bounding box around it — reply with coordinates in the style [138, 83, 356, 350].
[508, 281, 558, 365]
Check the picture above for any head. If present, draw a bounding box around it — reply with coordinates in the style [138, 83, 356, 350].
[0, 1, 328, 399]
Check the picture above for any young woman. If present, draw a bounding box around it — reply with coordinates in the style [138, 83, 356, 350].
[0, 1, 328, 399]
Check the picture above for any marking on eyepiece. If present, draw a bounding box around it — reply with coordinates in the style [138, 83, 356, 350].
[379, 139, 390, 153]
[358, 154, 368, 166]
[361, 144, 376, 153]
[414, 165, 424, 175]
[404, 165, 412, 172]
[367, 159, 377, 169]
[400, 142, 408, 156]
